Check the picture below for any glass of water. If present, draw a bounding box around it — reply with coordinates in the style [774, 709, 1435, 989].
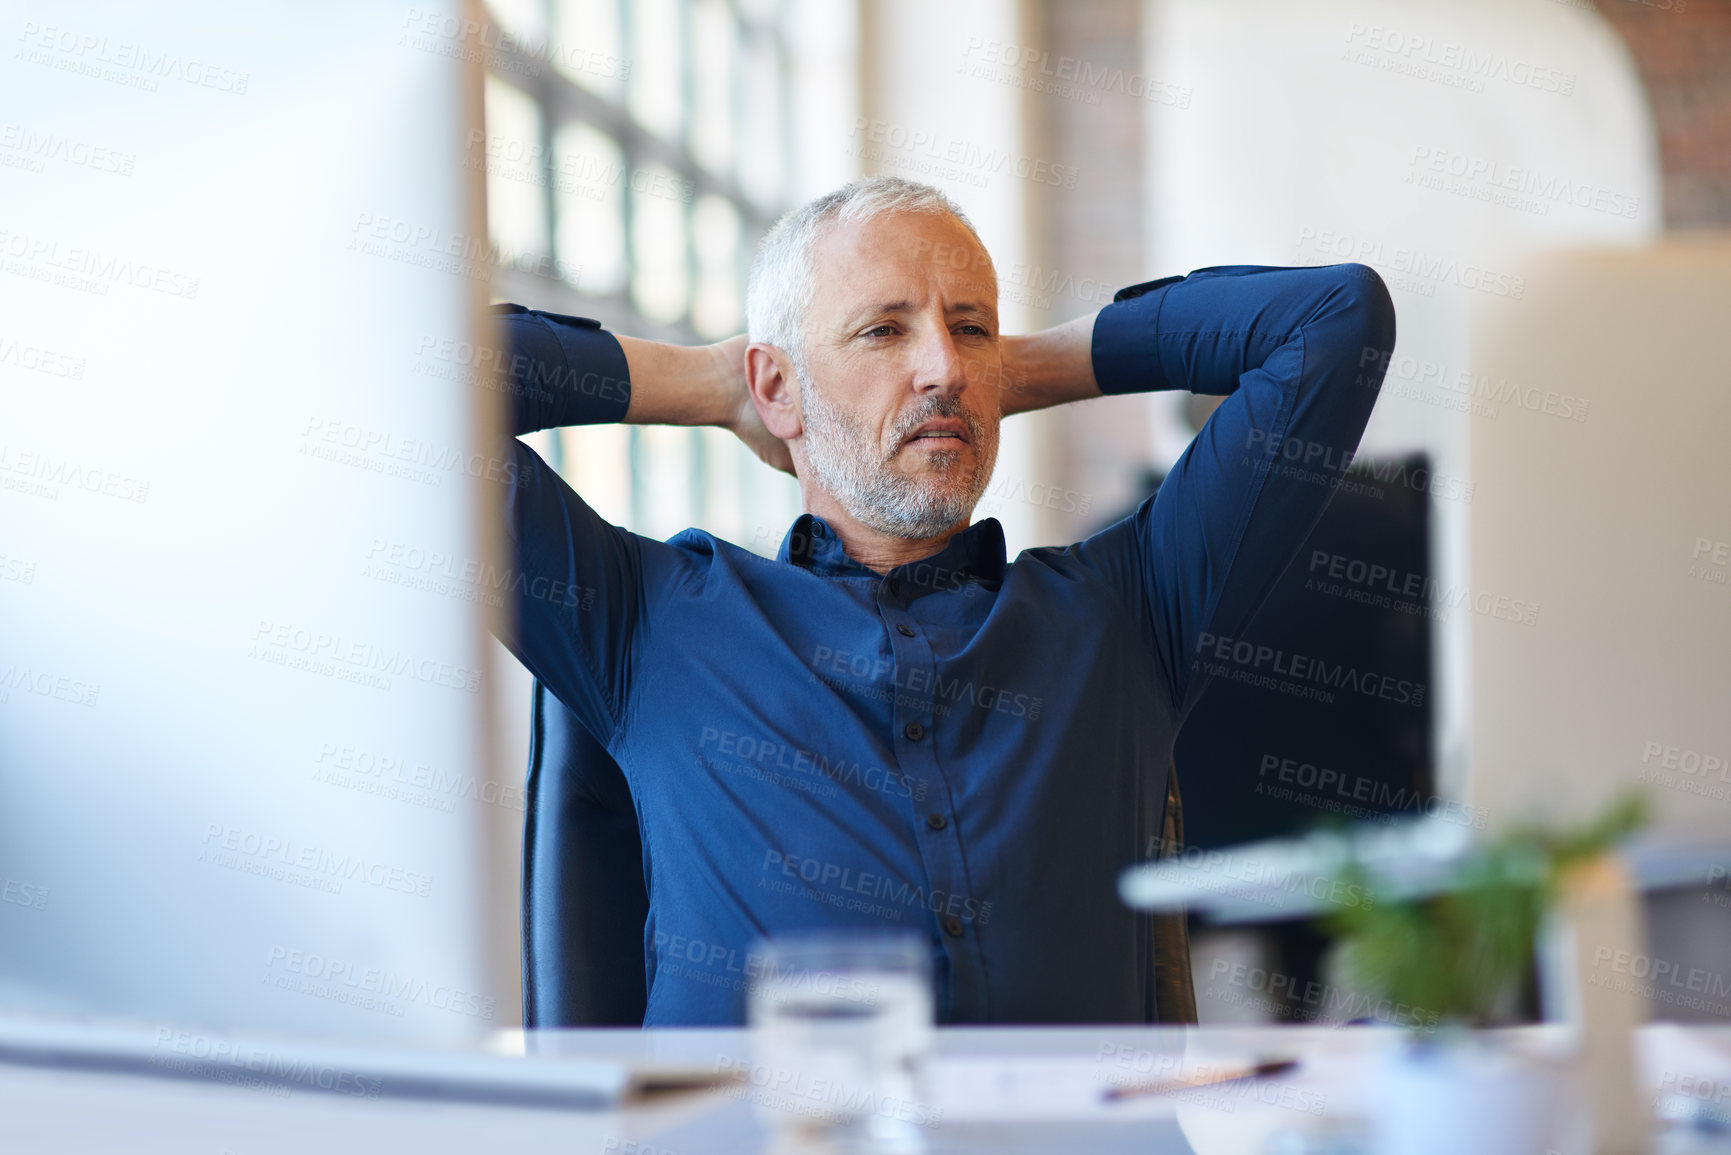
[746, 929, 937, 1152]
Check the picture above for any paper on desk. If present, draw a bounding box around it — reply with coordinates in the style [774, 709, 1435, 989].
[924, 1056, 1175, 1121]
[1638, 1022, 1731, 1114]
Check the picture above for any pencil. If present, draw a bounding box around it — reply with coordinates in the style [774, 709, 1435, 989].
[1102, 1057, 1300, 1102]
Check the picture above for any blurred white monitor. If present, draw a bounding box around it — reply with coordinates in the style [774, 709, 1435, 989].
[1125, 239, 1731, 914]
[0, 1, 511, 1043]
[1462, 240, 1731, 847]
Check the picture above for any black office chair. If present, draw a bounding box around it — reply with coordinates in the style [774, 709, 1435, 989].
[520, 681, 650, 1027]
[520, 680, 1197, 1026]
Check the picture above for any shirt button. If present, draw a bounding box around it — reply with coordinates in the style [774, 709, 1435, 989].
[904, 721, 925, 742]
[926, 812, 947, 831]
[943, 915, 965, 938]
[896, 624, 914, 637]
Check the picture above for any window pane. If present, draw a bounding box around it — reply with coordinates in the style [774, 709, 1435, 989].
[478, 0, 802, 554]
[688, 0, 735, 174]
[630, 163, 690, 323]
[735, 0, 779, 24]
[554, 123, 628, 294]
[628, 0, 685, 142]
[559, 424, 632, 528]
[483, 76, 548, 266]
[637, 425, 697, 540]
[690, 195, 741, 339]
[737, 31, 784, 207]
[552, 0, 626, 100]
[487, 0, 546, 42]
[742, 450, 801, 556]
[698, 427, 746, 542]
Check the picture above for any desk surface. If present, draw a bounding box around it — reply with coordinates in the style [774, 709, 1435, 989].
[3, 1024, 1727, 1155]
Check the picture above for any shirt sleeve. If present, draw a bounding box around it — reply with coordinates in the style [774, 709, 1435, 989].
[1086, 263, 1397, 712]
[488, 303, 641, 746]
[492, 303, 632, 433]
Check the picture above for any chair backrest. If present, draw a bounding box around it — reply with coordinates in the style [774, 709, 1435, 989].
[1151, 766, 1198, 1024]
[520, 681, 649, 1027]
[519, 679, 1197, 1027]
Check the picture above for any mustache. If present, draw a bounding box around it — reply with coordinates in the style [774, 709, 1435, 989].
[886, 395, 988, 455]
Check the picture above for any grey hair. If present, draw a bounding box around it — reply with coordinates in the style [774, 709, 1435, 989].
[745, 177, 991, 374]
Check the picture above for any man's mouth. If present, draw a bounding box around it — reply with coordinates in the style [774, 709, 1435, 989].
[903, 419, 970, 447]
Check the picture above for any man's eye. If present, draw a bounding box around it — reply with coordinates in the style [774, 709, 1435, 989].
[957, 324, 990, 336]
[864, 325, 897, 338]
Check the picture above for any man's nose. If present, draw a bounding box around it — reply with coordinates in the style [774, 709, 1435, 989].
[909, 327, 969, 396]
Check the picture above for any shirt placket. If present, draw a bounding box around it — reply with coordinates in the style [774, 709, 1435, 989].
[877, 573, 990, 1021]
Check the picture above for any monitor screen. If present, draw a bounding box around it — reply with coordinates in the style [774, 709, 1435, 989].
[0, 1, 510, 1042]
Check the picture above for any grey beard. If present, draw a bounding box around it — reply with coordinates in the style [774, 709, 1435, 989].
[796, 365, 996, 540]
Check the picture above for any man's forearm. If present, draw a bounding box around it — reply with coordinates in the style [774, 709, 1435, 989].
[615, 334, 742, 427]
[999, 312, 1103, 417]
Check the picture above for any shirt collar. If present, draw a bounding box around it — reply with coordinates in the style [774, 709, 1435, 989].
[776, 513, 1006, 597]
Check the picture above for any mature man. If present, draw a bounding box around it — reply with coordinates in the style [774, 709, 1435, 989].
[492, 176, 1395, 1026]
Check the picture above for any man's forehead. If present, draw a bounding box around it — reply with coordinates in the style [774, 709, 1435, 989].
[813, 210, 991, 271]
[810, 212, 997, 317]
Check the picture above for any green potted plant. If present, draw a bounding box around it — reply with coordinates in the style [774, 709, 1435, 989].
[1319, 794, 1648, 1155]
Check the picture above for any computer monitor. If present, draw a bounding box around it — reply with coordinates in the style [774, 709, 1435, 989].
[1462, 241, 1731, 845]
[0, 1, 512, 1043]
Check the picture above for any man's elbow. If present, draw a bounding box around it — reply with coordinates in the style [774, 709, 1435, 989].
[1336, 262, 1397, 367]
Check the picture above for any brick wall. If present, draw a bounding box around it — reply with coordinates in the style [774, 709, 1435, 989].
[1591, 0, 1731, 228]
[1038, 0, 1147, 320]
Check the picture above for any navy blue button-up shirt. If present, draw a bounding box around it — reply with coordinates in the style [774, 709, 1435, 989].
[492, 264, 1395, 1025]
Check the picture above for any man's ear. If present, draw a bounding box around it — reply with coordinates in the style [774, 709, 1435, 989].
[745, 343, 804, 442]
